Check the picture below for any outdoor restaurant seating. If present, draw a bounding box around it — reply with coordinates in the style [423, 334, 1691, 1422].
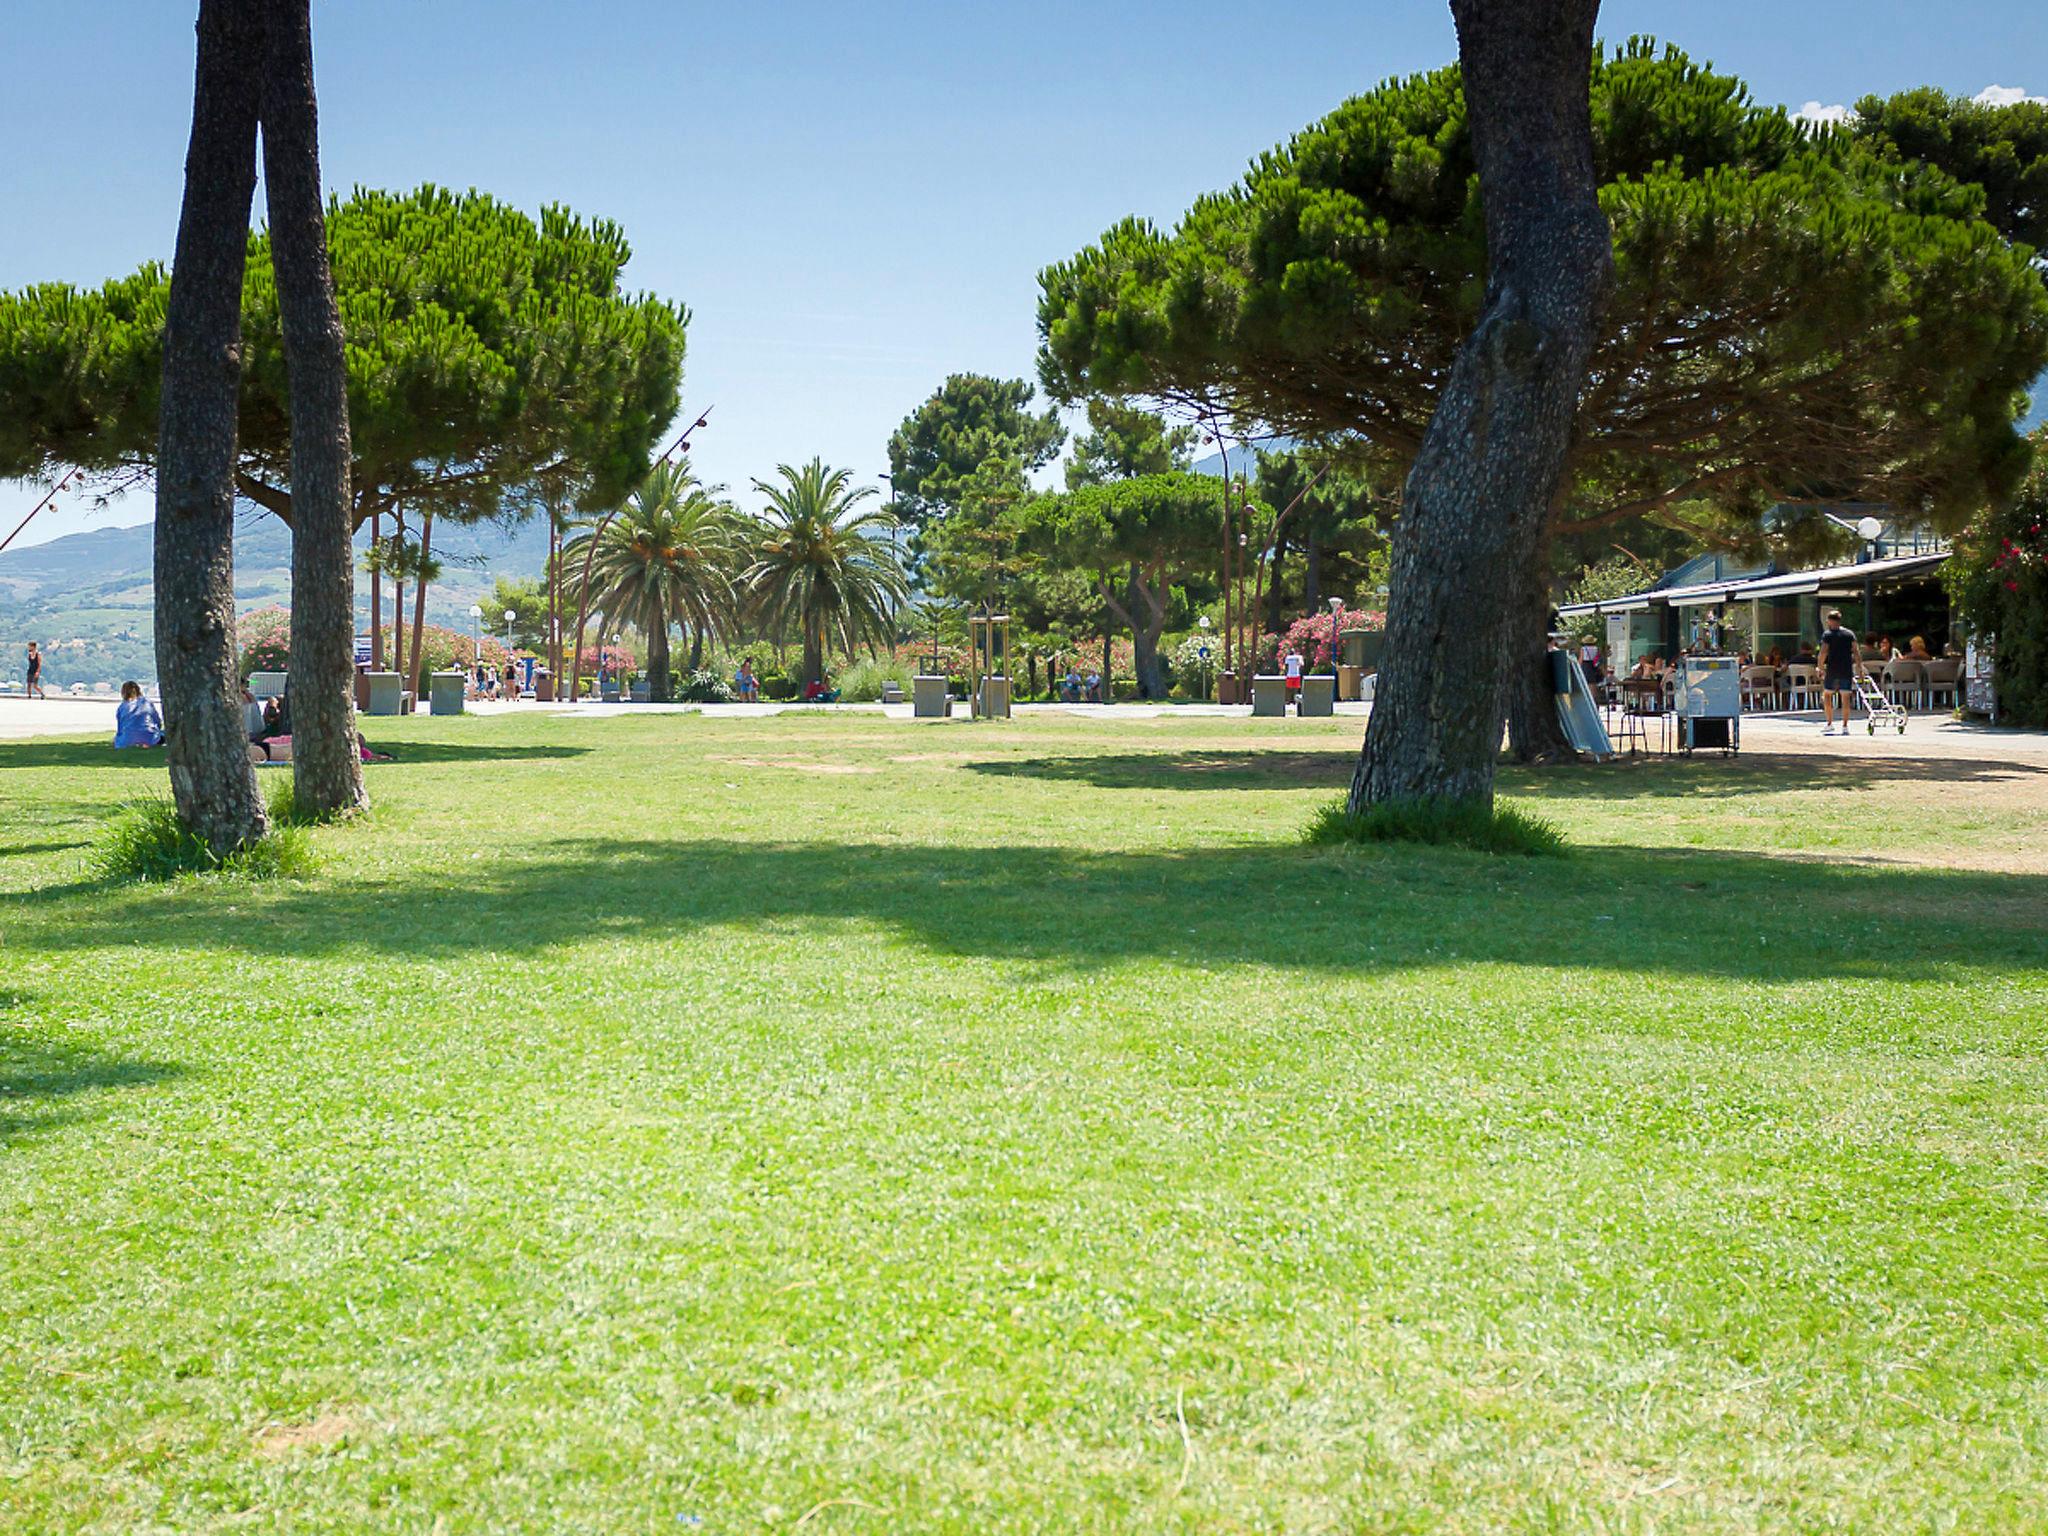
[1741, 665, 1778, 711]
[1780, 663, 1817, 710]
[1882, 659, 1924, 710]
[1924, 657, 1961, 709]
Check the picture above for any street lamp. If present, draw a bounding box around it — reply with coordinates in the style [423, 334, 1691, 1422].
[468, 604, 483, 681]
[1328, 595, 1343, 680]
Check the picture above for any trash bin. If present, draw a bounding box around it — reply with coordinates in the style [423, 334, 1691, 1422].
[1217, 671, 1242, 706]
[363, 672, 403, 716]
[533, 670, 554, 702]
[430, 670, 466, 715]
[912, 675, 951, 718]
[1299, 674, 1336, 716]
[1336, 664, 1363, 701]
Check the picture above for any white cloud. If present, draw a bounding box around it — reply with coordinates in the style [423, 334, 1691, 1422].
[1975, 84, 2048, 107]
[1794, 100, 1853, 127]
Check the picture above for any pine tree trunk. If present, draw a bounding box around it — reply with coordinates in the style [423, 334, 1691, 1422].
[1348, 0, 1613, 814]
[1503, 539, 1575, 761]
[262, 0, 365, 818]
[368, 508, 381, 673]
[390, 508, 405, 684]
[1128, 565, 1169, 700]
[1265, 537, 1288, 633]
[407, 509, 434, 702]
[153, 0, 269, 858]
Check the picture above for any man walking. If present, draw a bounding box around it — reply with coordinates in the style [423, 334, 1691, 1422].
[25, 640, 46, 700]
[1817, 609, 1862, 736]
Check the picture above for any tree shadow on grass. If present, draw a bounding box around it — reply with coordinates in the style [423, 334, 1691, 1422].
[969, 748, 2046, 801]
[0, 1018, 184, 1147]
[0, 739, 591, 771]
[11, 836, 2046, 986]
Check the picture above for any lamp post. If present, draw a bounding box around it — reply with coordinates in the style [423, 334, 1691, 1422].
[468, 605, 483, 691]
[1197, 614, 1212, 700]
[1328, 594, 1343, 681]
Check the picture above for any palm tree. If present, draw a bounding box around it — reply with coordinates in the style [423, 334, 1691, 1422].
[746, 459, 908, 688]
[563, 459, 742, 702]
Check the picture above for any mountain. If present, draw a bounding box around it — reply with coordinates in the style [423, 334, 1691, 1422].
[2, 512, 552, 688]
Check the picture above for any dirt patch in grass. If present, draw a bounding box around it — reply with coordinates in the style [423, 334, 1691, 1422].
[711, 756, 877, 775]
[253, 1409, 366, 1458]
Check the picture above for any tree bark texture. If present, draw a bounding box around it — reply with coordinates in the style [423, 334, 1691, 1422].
[367, 507, 382, 674]
[1502, 537, 1575, 761]
[390, 508, 405, 684]
[262, 0, 366, 816]
[1349, 0, 1612, 813]
[406, 509, 434, 702]
[154, 0, 269, 857]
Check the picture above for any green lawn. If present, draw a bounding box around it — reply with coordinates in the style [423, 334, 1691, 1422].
[5, 711, 2047, 1533]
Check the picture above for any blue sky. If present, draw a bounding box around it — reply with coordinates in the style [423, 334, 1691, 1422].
[2, 0, 2042, 547]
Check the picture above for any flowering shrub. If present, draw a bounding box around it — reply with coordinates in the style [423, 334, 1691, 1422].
[576, 643, 637, 674]
[1276, 606, 1387, 670]
[413, 625, 511, 675]
[1948, 429, 2048, 726]
[236, 606, 293, 679]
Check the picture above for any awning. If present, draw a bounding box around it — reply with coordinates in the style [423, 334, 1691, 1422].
[1737, 550, 1948, 600]
[1557, 595, 1653, 617]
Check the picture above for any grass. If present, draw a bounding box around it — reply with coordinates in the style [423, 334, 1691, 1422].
[4, 710, 2048, 1532]
[1304, 793, 1568, 855]
[86, 791, 316, 882]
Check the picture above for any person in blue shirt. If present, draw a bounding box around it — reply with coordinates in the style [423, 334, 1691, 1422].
[112, 681, 163, 749]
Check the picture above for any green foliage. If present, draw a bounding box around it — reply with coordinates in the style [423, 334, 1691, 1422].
[488, 576, 558, 653]
[671, 668, 733, 704]
[1563, 553, 1662, 607]
[1853, 86, 2048, 250]
[884, 373, 1064, 533]
[0, 186, 688, 525]
[1948, 428, 2048, 726]
[1064, 399, 1196, 488]
[746, 459, 909, 685]
[832, 655, 914, 702]
[565, 458, 743, 701]
[1304, 796, 1568, 857]
[87, 797, 315, 883]
[1039, 41, 2048, 545]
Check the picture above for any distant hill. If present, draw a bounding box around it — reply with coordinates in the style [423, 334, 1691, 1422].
[2, 512, 551, 688]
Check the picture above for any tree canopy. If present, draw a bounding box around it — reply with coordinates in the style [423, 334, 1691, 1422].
[1852, 87, 2048, 251]
[1065, 398, 1196, 488]
[1012, 470, 1221, 698]
[883, 373, 1064, 533]
[1038, 41, 2048, 548]
[0, 184, 688, 529]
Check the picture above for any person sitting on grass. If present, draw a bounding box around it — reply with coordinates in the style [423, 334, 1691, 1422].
[802, 675, 839, 703]
[112, 681, 163, 749]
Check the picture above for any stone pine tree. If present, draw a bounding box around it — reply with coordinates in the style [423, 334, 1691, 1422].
[1039, 40, 2048, 774]
[154, 0, 270, 855]
[1349, 0, 1612, 810]
[260, 0, 365, 818]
